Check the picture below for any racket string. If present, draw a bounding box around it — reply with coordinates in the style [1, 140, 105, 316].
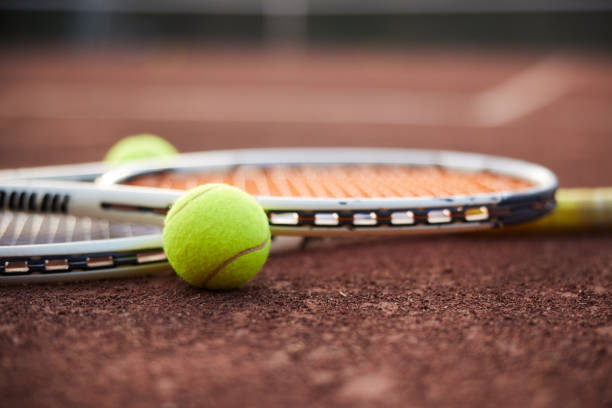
[0, 212, 162, 245]
[124, 165, 534, 198]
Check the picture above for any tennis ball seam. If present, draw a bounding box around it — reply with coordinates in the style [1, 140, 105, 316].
[166, 185, 221, 223]
[201, 236, 270, 286]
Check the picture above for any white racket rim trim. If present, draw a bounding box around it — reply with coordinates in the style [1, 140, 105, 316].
[0, 233, 163, 257]
[0, 161, 110, 182]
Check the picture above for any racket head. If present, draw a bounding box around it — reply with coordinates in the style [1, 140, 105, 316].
[0, 159, 304, 284]
[0, 163, 169, 284]
[0, 211, 169, 284]
[0, 211, 303, 284]
[98, 148, 558, 236]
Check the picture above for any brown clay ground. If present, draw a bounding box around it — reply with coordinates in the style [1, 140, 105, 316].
[0, 48, 611, 407]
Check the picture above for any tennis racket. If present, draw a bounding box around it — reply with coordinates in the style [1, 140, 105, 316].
[0, 147, 557, 285]
[1, 147, 607, 285]
[0, 158, 303, 284]
[97, 147, 612, 232]
[0, 148, 559, 232]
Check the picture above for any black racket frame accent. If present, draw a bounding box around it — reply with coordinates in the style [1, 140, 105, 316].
[0, 249, 167, 276]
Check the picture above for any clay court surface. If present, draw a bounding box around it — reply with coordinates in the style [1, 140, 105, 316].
[0, 48, 611, 407]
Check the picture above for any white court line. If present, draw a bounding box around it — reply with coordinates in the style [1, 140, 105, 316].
[0, 56, 574, 128]
[0, 84, 474, 126]
[470, 56, 575, 126]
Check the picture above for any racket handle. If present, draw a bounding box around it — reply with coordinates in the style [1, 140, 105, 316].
[504, 187, 612, 232]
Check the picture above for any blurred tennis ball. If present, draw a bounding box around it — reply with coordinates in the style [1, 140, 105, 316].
[104, 134, 178, 163]
[162, 183, 271, 290]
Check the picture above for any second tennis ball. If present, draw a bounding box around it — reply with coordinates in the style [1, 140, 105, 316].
[162, 184, 271, 289]
[104, 134, 178, 163]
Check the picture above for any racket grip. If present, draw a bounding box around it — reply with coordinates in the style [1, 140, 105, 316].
[505, 187, 612, 232]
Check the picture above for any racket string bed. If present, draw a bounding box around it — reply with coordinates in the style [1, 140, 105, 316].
[126, 165, 535, 197]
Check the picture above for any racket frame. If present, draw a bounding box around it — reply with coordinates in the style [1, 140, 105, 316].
[0, 147, 558, 283]
[98, 148, 558, 234]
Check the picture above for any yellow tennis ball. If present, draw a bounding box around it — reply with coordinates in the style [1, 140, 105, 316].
[162, 184, 271, 289]
[104, 134, 178, 163]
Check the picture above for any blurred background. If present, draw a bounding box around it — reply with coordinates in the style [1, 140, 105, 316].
[2, 5, 611, 407]
[0, 1, 611, 186]
[1, 1, 611, 48]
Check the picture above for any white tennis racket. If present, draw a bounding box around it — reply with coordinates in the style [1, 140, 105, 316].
[0, 148, 559, 284]
[0, 158, 304, 284]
